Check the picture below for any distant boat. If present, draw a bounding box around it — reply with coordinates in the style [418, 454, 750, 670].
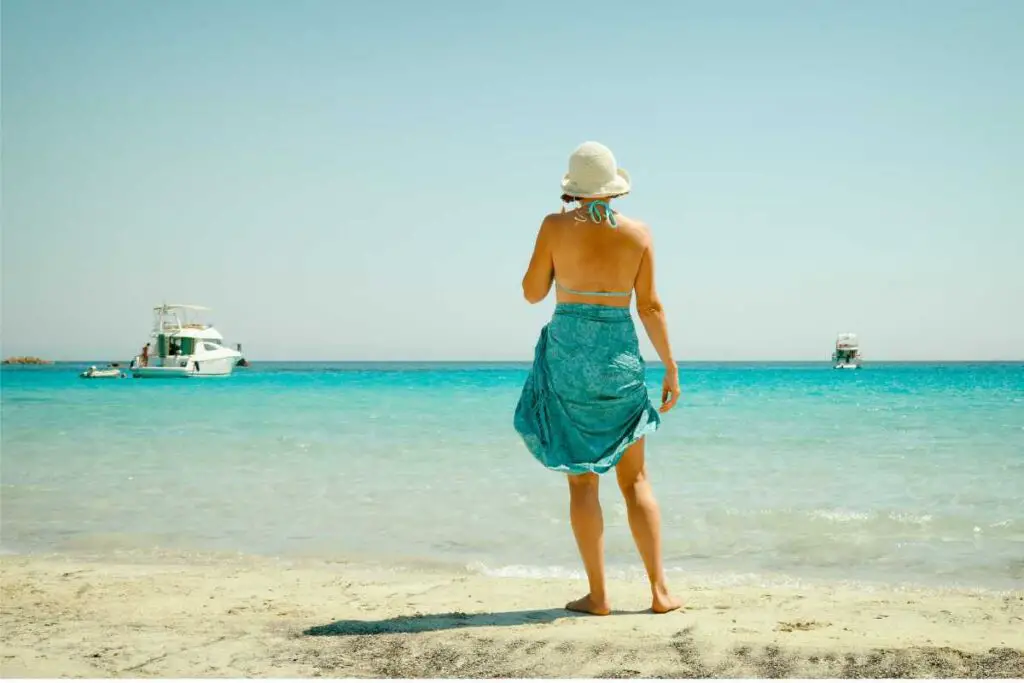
[832, 333, 862, 369]
[80, 364, 126, 379]
[131, 304, 243, 378]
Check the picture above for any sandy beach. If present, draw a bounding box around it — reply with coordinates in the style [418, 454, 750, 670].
[1, 553, 1021, 678]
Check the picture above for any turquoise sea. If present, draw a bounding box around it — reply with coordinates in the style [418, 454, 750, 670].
[2, 362, 1022, 590]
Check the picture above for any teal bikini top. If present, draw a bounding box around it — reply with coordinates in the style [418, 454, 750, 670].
[556, 283, 631, 297]
[556, 200, 630, 297]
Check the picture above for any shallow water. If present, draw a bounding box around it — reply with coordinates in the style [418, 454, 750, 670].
[2, 361, 1022, 590]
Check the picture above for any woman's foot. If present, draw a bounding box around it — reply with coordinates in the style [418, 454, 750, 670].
[566, 593, 611, 616]
[651, 585, 682, 613]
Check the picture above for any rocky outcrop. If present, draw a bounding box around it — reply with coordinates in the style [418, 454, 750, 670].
[2, 356, 54, 365]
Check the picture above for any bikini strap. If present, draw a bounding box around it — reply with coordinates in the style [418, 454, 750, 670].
[556, 282, 631, 297]
[570, 200, 618, 228]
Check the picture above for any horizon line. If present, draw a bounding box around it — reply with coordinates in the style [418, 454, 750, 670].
[8, 358, 1023, 364]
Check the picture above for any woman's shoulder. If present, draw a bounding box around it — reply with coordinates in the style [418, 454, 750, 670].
[613, 213, 654, 244]
[538, 211, 568, 237]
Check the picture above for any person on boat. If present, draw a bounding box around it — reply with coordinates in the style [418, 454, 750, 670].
[514, 141, 682, 616]
[141, 343, 150, 367]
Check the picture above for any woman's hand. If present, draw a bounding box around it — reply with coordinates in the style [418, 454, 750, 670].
[660, 367, 681, 413]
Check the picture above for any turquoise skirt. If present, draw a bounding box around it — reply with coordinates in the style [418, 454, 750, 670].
[514, 303, 661, 475]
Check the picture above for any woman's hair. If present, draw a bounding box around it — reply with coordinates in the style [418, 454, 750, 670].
[561, 193, 625, 203]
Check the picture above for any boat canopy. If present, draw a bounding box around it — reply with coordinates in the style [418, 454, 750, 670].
[151, 303, 223, 341]
[153, 304, 211, 312]
[835, 333, 859, 349]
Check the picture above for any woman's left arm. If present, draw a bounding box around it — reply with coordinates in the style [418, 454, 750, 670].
[522, 217, 555, 304]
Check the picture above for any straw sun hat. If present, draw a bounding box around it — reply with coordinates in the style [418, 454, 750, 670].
[560, 141, 631, 199]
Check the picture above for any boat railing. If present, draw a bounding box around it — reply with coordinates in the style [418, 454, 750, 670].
[157, 322, 210, 334]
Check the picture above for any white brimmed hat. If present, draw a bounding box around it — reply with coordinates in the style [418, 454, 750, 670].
[560, 141, 631, 199]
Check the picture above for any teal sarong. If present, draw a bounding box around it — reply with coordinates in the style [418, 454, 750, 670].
[514, 303, 661, 475]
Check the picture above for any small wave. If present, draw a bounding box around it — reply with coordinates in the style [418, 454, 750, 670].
[809, 509, 871, 523]
[886, 512, 934, 525]
[464, 562, 892, 591]
[720, 507, 949, 528]
[466, 561, 583, 580]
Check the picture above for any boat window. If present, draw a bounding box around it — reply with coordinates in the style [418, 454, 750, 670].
[203, 343, 220, 352]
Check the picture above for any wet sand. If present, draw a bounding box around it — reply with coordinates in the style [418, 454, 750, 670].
[1, 553, 1022, 678]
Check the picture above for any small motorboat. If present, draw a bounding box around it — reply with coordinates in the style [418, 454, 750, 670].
[80, 364, 127, 379]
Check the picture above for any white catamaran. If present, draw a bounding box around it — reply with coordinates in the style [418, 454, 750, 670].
[832, 332, 862, 370]
[131, 304, 243, 378]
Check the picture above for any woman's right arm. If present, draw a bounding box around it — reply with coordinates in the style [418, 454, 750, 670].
[633, 231, 680, 413]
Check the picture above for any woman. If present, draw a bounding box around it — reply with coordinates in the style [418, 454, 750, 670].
[514, 141, 681, 616]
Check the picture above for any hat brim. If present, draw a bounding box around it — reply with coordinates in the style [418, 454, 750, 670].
[561, 168, 631, 199]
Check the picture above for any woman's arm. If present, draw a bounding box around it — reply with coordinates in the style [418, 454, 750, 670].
[634, 229, 680, 412]
[522, 217, 555, 304]
[633, 231, 675, 367]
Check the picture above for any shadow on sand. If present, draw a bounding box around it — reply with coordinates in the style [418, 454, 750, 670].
[304, 607, 644, 636]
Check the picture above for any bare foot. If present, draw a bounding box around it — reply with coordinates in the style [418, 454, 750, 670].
[651, 587, 683, 614]
[565, 594, 611, 616]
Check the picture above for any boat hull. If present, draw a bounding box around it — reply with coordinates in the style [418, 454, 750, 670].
[132, 366, 195, 378]
[132, 355, 238, 378]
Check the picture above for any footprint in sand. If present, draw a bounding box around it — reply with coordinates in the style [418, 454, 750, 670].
[775, 620, 831, 633]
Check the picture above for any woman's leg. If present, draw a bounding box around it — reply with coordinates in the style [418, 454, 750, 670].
[615, 439, 682, 613]
[565, 472, 611, 615]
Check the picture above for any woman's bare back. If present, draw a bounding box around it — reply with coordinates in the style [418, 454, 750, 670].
[546, 209, 651, 306]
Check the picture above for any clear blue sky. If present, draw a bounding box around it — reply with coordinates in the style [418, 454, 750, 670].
[3, 0, 1022, 361]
